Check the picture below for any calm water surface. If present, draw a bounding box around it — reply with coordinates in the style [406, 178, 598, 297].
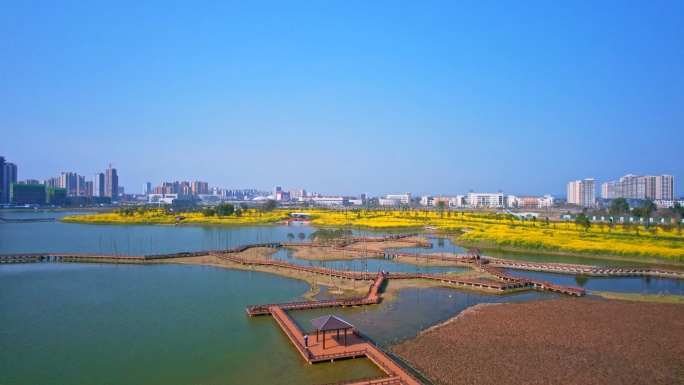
[0, 263, 386, 385]
[1, 211, 681, 384]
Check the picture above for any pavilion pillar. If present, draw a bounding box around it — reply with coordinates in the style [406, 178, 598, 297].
[323, 331, 326, 349]
[337, 329, 340, 340]
[344, 329, 347, 347]
[316, 329, 319, 342]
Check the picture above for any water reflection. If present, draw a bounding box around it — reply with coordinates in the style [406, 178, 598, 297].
[505, 269, 682, 294]
[289, 289, 560, 346]
[268, 249, 465, 275]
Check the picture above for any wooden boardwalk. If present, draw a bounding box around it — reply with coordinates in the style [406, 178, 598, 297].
[247, 274, 423, 385]
[0, 217, 56, 223]
[487, 257, 684, 279]
[7, 237, 684, 384]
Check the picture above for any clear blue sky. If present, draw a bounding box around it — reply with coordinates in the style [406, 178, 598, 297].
[1, 1, 682, 197]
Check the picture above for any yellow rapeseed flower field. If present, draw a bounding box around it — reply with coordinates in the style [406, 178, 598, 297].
[63, 208, 684, 261]
[62, 208, 288, 225]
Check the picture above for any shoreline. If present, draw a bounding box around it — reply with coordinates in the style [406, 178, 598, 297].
[456, 240, 684, 267]
[56, 212, 684, 266]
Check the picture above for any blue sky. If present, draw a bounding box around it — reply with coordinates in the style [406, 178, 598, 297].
[1, 1, 682, 197]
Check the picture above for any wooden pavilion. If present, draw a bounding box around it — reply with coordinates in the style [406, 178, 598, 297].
[466, 248, 482, 260]
[310, 315, 354, 349]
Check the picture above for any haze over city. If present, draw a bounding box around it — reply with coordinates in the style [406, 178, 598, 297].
[2, 1, 682, 197]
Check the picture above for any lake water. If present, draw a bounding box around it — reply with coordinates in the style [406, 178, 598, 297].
[1, 211, 681, 384]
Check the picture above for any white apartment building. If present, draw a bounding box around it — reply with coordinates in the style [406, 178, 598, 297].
[509, 195, 555, 208]
[311, 197, 348, 206]
[654, 174, 674, 200]
[420, 195, 432, 206]
[567, 179, 595, 207]
[654, 199, 684, 209]
[386, 193, 411, 204]
[601, 174, 674, 200]
[449, 195, 465, 207]
[288, 189, 306, 199]
[467, 191, 505, 208]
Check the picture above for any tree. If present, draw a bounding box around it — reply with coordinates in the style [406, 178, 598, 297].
[672, 203, 684, 220]
[298, 232, 305, 242]
[649, 225, 659, 240]
[286, 233, 294, 242]
[308, 233, 316, 243]
[609, 198, 630, 215]
[234, 208, 242, 217]
[641, 200, 657, 230]
[437, 201, 446, 218]
[202, 207, 216, 217]
[574, 213, 591, 233]
[217, 203, 234, 217]
[263, 199, 277, 212]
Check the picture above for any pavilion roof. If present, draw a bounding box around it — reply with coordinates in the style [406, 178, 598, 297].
[467, 248, 482, 254]
[310, 315, 354, 332]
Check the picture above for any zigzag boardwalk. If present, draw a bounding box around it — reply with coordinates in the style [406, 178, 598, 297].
[246, 273, 423, 385]
[487, 257, 684, 279]
[7, 238, 684, 384]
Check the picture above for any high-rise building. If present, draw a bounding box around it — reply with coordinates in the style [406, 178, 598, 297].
[106, 168, 118, 200]
[94, 173, 105, 197]
[2, 161, 18, 204]
[619, 174, 646, 199]
[288, 189, 306, 199]
[59, 172, 79, 196]
[568, 179, 595, 207]
[191, 181, 208, 195]
[0, 156, 4, 203]
[655, 174, 674, 200]
[143, 182, 151, 195]
[600, 174, 674, 200]
[83, 181, 93, 196]
[77, 175, 86, 195]
[44, 177, 59, 188]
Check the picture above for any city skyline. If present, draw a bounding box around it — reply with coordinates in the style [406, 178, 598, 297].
[2, 152, 680, 200]
[2, 2, 682, 197]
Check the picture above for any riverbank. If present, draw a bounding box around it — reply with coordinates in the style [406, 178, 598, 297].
[151, 248, 516, 301]
[61, 209, 684, 263]
[387, 298, 684, 384]
[590, 291, 684, 304]
[458, 240, 684, 267]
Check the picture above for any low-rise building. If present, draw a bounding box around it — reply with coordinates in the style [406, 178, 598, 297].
[467, 191, 505, 208]
[311, 197, 348, 206]
[10, 183, 46, 205]
[654, 199, 684, 209]
[509, 195, 555, 208]
[386, 193, 411, 204]
[46, 187, 67, 205]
